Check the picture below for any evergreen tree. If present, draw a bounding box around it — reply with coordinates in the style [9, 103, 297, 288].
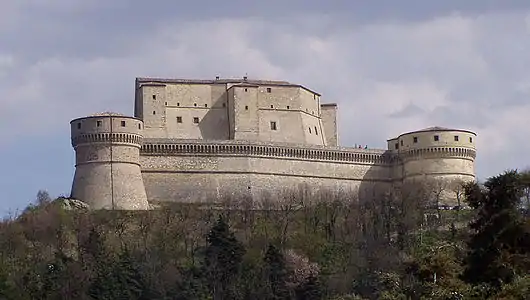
[88, 248, 151, 300]
[263, 244, 291, 299]
[202, 216, 246, 299]
[463, 170, 530, 289]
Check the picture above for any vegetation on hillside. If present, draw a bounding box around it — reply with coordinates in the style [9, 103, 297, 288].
[0, 171, 529, 299]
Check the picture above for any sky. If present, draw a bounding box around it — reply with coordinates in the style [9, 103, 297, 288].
[1, 0, 530, 216]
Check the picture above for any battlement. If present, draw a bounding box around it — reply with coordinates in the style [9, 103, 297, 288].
[141, 139, 395, 165]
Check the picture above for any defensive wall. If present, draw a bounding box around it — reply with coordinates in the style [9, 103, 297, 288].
[69, 77, 478, 210]
[139, 139, 394, 204]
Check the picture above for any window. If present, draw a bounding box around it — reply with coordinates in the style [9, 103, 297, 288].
[454, 135, 459, 142]
[153, 111, 156, 115]
[413, 137, 418, 143]
[244, 88, 248, 92]
[270, 105, 274, 108]
[400, 140, 403, 146]
[165, 102, 168, 105]
[194, 103, 197, 107]
[176, 116, 182, 123]
[152, 95, 157, 100]
[267, 87, 271, 93]
[77, 123, 81, 129]
[434, 135, 439, 141]
[177, 103, 180, 106]
[270, 121, 277, 130]
[138, 124, 141, 129]
[121, 121, 126, 127]
[315, 126, 318, 135]
[193, 117, 199, 124]
[469, 137, 473, 143]
[287, 106, 290, 109]
[97, 120, 102, 127]
[314, 94, 316, 100]
[395, 143, 399, 150]
[205, 104, 208, 107]
[245, 105, 248, 110]
[309, 127, 312, 134]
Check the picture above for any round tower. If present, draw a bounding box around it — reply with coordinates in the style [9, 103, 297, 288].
[70, 112, 149, 210]
[395, 126, 477, 205]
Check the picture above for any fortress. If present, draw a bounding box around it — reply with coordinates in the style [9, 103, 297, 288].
[69, 77, 477, 210]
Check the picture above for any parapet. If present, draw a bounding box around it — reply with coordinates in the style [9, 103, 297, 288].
[389, 126, 476, 153]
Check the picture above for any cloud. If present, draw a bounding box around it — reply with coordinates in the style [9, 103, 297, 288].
[2, 4, 530, 216]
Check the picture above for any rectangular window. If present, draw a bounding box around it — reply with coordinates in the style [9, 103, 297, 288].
[77, 123, 81, 129]
[176, 116, 182, 123]
[245, 105, 249, 110]
[287, 106, 290, 109]
[121, 121, 126, 127]
[469, 137, 473, 143]
[267, 87, 271, 93]
[315, 126, 318, 135]
[413, 137, 418, 143]
[400, 140, 403, 146]
[270, 121, 277, 130]
[434, 135, 439, 141]
[309, 127, 312, 134]
[454, 135, 459, 141]
[177, 103, 180, 106]
[395, 143, 399, 150]
[193, 117, 199, 124]
[205, 104, 208, 107]
[153, 111, 156, 115]
[138, 124, 141, 129]
[244, 88, 248, 92]
[152, 95, 156, 100]
[97, 120, 102, 127]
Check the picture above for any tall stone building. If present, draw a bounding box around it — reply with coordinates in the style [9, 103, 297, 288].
[69, 77, 477, 210]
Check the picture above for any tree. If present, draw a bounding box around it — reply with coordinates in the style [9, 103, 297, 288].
[263, 244, 291, 299]
[462, 170, 530, 290]
[202, 215, 246, 300]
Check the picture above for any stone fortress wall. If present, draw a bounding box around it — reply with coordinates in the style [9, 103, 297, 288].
[69, 77, 477, 210]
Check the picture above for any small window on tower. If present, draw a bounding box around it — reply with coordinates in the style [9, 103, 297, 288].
[77, 123, 81, 129]
[434, 135, 439, 141]
[454, 135, 459, 141]
[413, 137, 418, 143]
[121, 121, 126, 127]
[469, 137, 473, 143]
[395, 143, 399, 150]
[245, 105, 249, 110]
[270, 121, 277, 130]
[287, 106, 290, 109]
[177, 103, 180, 106]
[97, 120, 102, 127]
[193, 117, 199, 124]
[315, 126, 318, 135]
[177, 117, 182, 123]
[205, 104, 208, 107]
[153, 111, 156, 115]
[309, 127, 312, 134]
[244, 88, 248, 92]
[194, 103, 197, 107]
[267, 87, 271, 93]
[138, 124, 141, 129]
[152, 95, 156, 100]
[400, 140, 403, 146]
[271, 105, 274, 108]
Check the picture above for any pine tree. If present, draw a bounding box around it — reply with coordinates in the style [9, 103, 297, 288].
[263, 244, 291, 299]
[202, 215, 246, 299]
[463, 170, 530, 290]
